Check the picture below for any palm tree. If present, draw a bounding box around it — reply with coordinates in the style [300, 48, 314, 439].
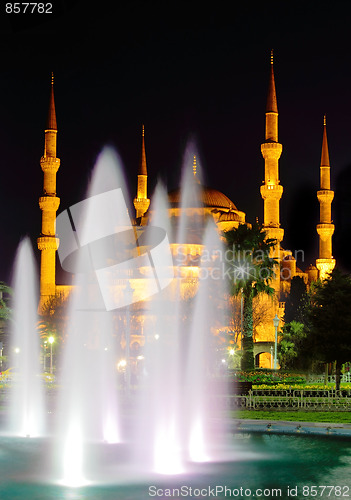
[223, 223, 277, 370]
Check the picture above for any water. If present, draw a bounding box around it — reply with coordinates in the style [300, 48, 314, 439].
[2, 146, 350, 497]
[40, 146, 228, 485]
[7, 238, 45, 437]
[0, 433, 350, 499]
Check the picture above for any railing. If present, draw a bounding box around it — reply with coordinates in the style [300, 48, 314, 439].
[224, 389, 351, 411]
[307, 372, 351, 384]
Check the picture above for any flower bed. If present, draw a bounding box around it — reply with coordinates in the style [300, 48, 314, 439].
[232, 370, 306, 385]
[252, 383, 351, 391]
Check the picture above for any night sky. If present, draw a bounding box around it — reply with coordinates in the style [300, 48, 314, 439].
[1, 1, 351, 284]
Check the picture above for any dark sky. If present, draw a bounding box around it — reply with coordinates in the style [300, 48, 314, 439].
[1, 1, 351, 284]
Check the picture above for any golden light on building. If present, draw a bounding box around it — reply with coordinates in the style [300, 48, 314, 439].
[38, 73, 60, 312]
[316, 115, 336, 280]
[37, 53, 335, 368]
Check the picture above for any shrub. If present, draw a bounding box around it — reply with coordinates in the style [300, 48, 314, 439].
[232, 370, 306, 385]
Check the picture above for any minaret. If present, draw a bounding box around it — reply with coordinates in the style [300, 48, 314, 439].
[37, 73, 60, 311]
[260, 50, 284, 291]
[316, 115, 335, 279]
[133, 124, 150, 218]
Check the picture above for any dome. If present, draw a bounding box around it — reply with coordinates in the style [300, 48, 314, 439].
[168, 186, 237, 210]
[283, 255, 296, 261]
[306, 264, 317, 271]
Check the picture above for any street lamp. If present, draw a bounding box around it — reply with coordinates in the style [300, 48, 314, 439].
[273, 314, 280, 370]
[270, 345, 273, 369]
[43, 341, 47, 371]
[48, 336, 54, 374]
[14, 347, 20, 371]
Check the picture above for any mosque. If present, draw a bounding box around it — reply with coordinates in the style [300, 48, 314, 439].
[37, 54, 335, 368]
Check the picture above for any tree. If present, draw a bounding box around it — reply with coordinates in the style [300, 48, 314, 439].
[224, 223, 277, 370]
[283, 276, 309, 324]
[37, 293, 69, 368]
[278, 321, 308, 370]
[0, 282, 12, 367]
[0, 281, 12, 321]
[306, 268, 351, 390]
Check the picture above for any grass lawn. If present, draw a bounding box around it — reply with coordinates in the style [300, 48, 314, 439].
[232, 410, 351, 423]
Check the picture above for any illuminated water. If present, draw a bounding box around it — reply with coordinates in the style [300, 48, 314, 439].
[2, 147, 350, 498]
[7, 238, 45, 437]
[0, 433, 350, 499]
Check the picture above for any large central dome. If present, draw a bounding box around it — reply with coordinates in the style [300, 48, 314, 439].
[168, 185, 237, 210]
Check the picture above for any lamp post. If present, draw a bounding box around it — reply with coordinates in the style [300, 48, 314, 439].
[43, 341, 47, 371]
[270, 345, 273, 369]
[48, 336, 54, 374]
[273, 314, 280, 370]
[124, 281, 134, 396]
[14, 347, 20, 371]
[0, 341, 3, 368]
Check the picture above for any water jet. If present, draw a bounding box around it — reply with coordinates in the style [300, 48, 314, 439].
[1, 147, 350, 498]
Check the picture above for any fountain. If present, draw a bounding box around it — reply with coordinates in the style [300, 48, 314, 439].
[7, 238, 45, 438]
[1, 147, 351, 498]
[53, 147, 228, 483]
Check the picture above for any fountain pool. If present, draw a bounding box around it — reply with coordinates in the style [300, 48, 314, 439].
[0, 432, 351, 499]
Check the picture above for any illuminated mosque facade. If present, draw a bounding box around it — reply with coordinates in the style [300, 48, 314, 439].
[37, 56, 336, 368]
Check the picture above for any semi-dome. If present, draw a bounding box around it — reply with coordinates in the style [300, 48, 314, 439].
[217, 209, 242, 222]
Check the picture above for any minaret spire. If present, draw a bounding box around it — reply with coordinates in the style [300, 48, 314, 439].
[138, 124, 147, 176]
[193, 155, 197, 177]
[320, 114, 330, 175]
[316, 115, 335, 279]
[134, 124, 150, 219]
[260, 50, 284, 293]
[37, 73, 61, 311]
[46, 72, 57, 132]
[266, 49, 278, 116]
[192, 154, 200, 184]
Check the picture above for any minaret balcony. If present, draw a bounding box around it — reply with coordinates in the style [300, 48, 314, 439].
[316, 258, 336, 280]
[260, 184, 283, 200]
[39, 196, 60, 212]
[261, 142, 282, 160]
[40, 156, 60, 172]
[317, 190, 334, 203]
[316, 223, 335, 239]
[133, 197, 150, 215]
[37, 236, 60, 251]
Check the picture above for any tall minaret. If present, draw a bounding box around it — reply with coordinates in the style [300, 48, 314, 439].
[133, 124, 150, 219]
[37, 73, 60, 311]
[260, 50, 284, 291]
[316, 115, 335, 279]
